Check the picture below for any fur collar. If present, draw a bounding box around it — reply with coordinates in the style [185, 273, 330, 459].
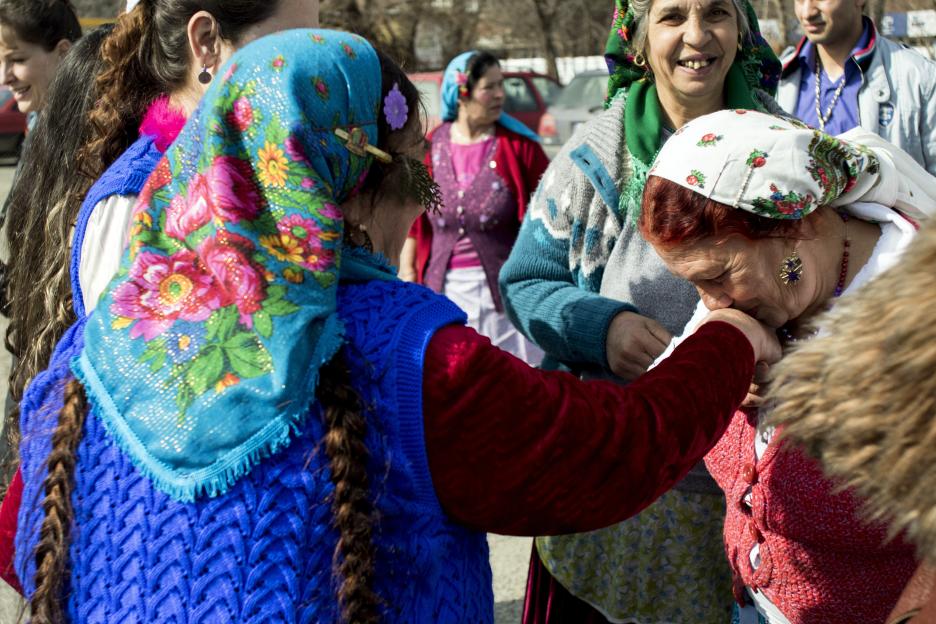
[138, 96, 186, 152]
[768, 223, 936, 563]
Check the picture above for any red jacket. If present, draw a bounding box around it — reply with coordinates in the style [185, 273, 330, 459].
[706, 409, 917, 623]
[410, 124, 549, 283]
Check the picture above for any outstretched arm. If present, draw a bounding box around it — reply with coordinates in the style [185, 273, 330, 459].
[424, 318, 763, 536]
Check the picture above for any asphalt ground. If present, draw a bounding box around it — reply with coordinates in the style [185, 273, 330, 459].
[0, 162, 531, 623]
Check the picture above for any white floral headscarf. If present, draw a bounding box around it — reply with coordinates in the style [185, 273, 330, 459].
[649, 110, 884, 220]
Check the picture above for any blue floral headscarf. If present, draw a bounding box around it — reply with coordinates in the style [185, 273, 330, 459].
[75, 29, 388, 502]
[441, 51, 541, 143]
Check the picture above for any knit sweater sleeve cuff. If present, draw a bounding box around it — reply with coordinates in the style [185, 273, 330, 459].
[565, 295, 637, 369]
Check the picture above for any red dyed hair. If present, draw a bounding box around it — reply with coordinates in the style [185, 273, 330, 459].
[639, 175, 802, 248]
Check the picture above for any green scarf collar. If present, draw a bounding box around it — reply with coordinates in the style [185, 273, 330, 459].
[625, 63, 760, 167]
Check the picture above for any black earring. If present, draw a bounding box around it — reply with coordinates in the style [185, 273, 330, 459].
[198, 66, 212, 85]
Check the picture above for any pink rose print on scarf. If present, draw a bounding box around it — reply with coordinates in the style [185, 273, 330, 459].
[111, 250, 222, 341]
[199, 231, 267, 326]
[165, 156, 262, 240]
[166, 173, 212, 240]
[206, 155, 262, 222]
[228, 96, 254, 132]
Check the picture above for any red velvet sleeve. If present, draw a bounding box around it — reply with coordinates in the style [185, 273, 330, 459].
[423, 321, 754, 536]
[0, 469, 22, 594]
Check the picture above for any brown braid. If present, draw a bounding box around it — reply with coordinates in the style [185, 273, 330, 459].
[317, 353, 381, 624]
[29, 379, 87, 624]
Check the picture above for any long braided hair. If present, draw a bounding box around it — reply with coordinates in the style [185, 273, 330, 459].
[29, 49, 424, 624]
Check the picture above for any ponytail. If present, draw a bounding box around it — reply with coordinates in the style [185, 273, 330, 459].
[29, 379, 87, 624]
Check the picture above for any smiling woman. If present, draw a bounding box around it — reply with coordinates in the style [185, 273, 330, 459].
[0, 0, 81, 116]
[497, 0, 786, 621]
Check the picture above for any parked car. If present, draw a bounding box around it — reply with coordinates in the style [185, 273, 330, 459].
[538, 70, 608, 158]
[409, 70, 561, 136]
[0, 86, 27, 158]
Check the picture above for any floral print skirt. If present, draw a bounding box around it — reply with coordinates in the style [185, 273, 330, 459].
[533, 488, 732, 624]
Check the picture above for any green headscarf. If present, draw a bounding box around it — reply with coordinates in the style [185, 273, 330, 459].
[605, 0, 782, 167]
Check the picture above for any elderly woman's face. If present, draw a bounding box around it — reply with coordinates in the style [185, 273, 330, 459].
[645, 0, 740, 109]
[657, 234, 811, 329]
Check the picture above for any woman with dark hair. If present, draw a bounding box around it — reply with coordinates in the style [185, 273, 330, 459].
[2, 30, 781, 624]
[639, 109, 936, 623]
[0, 0, 81, 118]
[0, 0, 81, 229]
[1, 24, 114, 489]
[402, 50, 548, 363]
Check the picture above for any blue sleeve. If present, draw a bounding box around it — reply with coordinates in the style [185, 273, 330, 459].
[498, 149, 635, 371]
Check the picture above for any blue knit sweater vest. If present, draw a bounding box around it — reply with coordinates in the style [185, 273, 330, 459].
[70, 134, 164, 319]
[16, 280, 494, 623]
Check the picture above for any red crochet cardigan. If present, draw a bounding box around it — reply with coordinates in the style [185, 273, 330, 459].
[409, 124, 549, 283]
[706, 408, 918, 623]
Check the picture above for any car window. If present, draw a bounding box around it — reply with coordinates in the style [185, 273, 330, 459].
[554, 74, 608, 111]
[412, 80, 440, 121]
[531, 77, 561, 106]
[503, 78, 538, 113]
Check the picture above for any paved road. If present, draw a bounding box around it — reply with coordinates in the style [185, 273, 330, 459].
[0, 163, 531, 622]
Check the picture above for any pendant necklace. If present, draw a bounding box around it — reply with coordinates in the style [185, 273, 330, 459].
[814, 55, 847, 132]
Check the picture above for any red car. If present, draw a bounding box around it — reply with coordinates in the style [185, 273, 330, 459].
[409, 70, 561, 136]
[0, 86, 27, 157]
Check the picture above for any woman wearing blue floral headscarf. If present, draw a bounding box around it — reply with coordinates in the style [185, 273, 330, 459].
[2, 29, 781, 624]
[403, 51, 548, 364]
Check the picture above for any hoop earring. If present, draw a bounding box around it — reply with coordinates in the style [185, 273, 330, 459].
[738, 36, 743, 51]
[779, 249, 803, 285]
[633, 53, 646, 68]
[198, 66, 212, 85]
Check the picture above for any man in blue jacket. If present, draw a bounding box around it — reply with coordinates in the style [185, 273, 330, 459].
[777, 0, 936, 176]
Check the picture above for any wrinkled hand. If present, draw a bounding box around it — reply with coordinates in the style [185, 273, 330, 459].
[605, 311, 672, 381]
[701, 308, 782, 369]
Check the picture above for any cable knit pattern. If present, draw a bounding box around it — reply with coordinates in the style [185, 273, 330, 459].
[16, 280, 493, 623]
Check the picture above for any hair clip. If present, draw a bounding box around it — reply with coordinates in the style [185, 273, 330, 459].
[334, 127, 392, 164]
[384, 83, 409, 131]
